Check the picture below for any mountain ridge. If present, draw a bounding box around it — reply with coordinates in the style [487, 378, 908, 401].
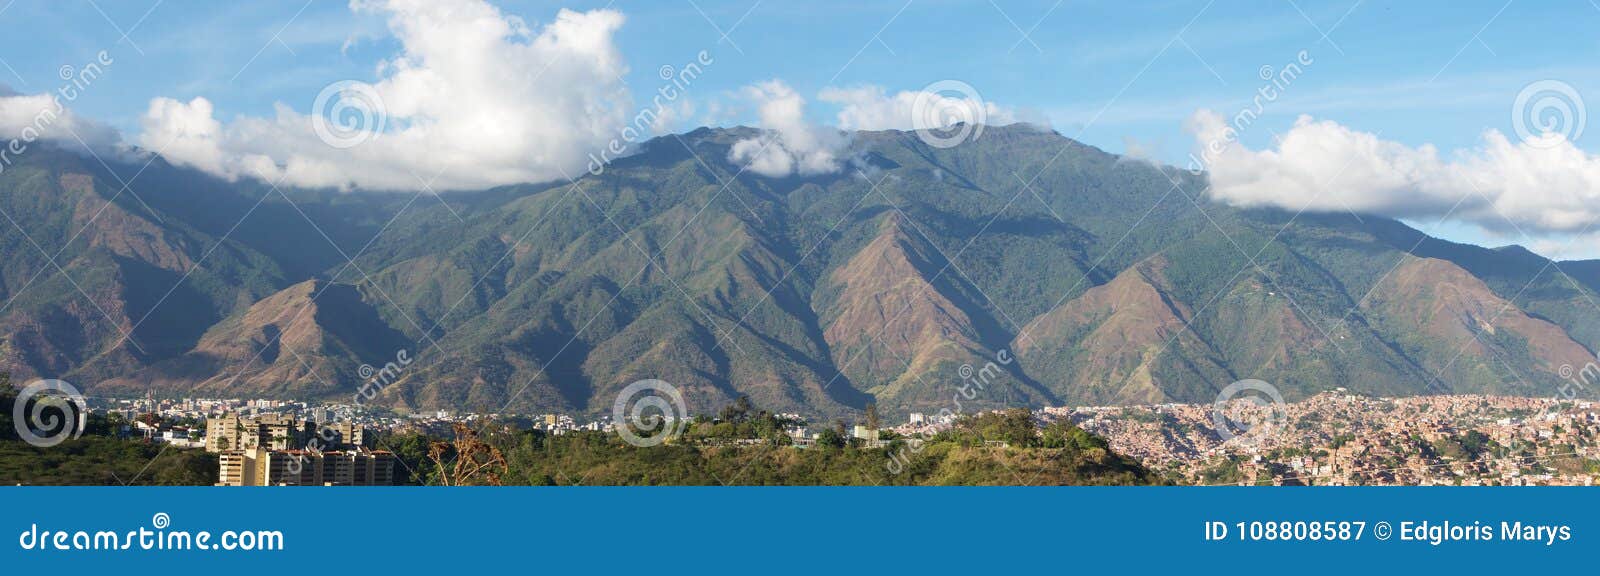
[2, 125, 1597, 419]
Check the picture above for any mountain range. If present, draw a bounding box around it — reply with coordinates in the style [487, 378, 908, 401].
[3, 124, 1598, 420]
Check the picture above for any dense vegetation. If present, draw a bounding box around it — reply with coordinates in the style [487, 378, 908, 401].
[6, 369, 1151, 486]
[384, 407, 1158, 486]
[0, 374, 218, 486]
[0, 436, 218, 486]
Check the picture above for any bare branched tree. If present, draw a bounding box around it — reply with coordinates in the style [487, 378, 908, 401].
[427, 423, 508, 486]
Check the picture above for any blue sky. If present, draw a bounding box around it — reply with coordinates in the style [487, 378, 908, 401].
[2, 0, 1598, 256]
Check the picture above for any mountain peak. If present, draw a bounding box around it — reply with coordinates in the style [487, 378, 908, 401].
[6, 113, 1599, 419]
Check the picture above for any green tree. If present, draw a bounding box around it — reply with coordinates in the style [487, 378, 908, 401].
[963, 409, 1038, 447]
[815, 427, 846, 449]
[720, 395, 754, 423]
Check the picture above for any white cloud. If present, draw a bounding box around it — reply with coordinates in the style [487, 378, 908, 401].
[1189, 109, 1600, 235]
[0, 90, 125, 157]
[726, 82, 1041, 177]
[139, 97, 230, 176]
[728, 80, 846, 178]
[141, 0, 632, 191]
[818, 85, 1019, 132]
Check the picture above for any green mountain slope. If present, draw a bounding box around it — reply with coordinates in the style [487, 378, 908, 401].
[2, 126, 1597, 420]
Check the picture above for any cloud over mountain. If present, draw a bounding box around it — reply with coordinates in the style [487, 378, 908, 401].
[819, 84, 1018, 132]
[0, 88, 125, 160]
[140, 0, 632, 191]
[727, 80, 848, 178]
[727, 81, 1030, 178]
[1190, 109, 1600, 235]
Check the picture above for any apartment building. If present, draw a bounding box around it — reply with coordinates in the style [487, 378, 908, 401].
[216, 448, 397, 486]
[209, 413, 392, 486]
[205, 413, 316, 452]
[205, 414, 369, 453]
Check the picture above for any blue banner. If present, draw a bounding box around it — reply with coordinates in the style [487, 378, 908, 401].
[3, 487, 1590, 573]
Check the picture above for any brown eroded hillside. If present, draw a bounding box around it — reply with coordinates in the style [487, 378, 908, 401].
[97, 280, 409, 399]
[4, 126, 1599, 420]
[1014, 256, 1229, 405]
[1362, 256, 1595, 395]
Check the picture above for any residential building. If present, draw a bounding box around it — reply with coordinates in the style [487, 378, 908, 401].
[216, 447, 397, 486]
